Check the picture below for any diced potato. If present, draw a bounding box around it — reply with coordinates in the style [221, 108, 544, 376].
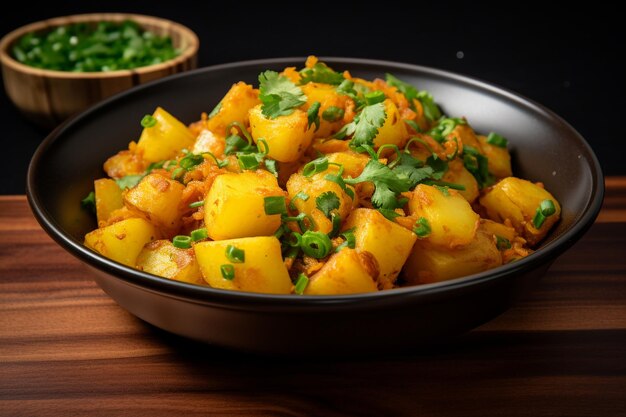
[84, 218, 157, 267]
[136, 107, 196, 163]
[136, 240, 203, 285]
[206, 82, 260, 135]
[449, 124, 482, 150]
[124, 173, 186, 235]
[94, 178, 123, 225]
[103, 149, 146, 178]
[343, 208, 417, 289]
[204, 171, 284, 240]
[248, 105, 314, 162]
[477, 135, 513, 178]
[301, 83, 348, 137]
[403, 229, 502, 284]
[286, 171, 353, 234]
[192, 129, 225, 157]
[194, 236, 291, 294]
[326, 151, 370, 178]
[408, 184, 479, 248]
[480, 219, 516, 243]
[373, 99, 409, 149]
[479, 177, 561, 246]
[305, 248, 378, 295]
[442, 159, 479, 203]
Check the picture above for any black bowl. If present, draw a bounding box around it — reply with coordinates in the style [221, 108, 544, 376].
[27, 58, 604, 355]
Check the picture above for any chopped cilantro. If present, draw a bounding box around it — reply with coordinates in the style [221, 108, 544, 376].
[299, 61, 345, 85]
[348, 103, 386, 151]
[115, 174, 143, 190]
[316, 191, 341, 218]
[258, 70, 307, 119]
[385, 73, 441, 120]
[322, 106, 344, 122]
[345, 159, 412, 210]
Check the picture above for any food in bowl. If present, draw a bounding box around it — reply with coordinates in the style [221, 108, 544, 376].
[81, 56, 560, 296]
[11, 20, 180, 72]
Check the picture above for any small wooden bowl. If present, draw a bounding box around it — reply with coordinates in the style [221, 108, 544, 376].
[0, 13, 198, 128]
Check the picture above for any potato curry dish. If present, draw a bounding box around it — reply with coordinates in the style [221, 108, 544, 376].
[82, 56, 560, 295]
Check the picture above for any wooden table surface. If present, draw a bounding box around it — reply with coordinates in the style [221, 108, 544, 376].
[1, 179, 625, 417]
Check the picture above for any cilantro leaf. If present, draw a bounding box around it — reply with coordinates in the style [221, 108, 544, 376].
[349, 103, 386, 150]
[116, 174, 143, 190]
[345, 159, 412, 210]
[426, 155, 448, 180]
[258, 70, 307, 119]
[393, 165, 435, 188]
[299, 62, 345, 85]
[378, 209, 402, 221]
[316, 191, 341, 218]
[336, 79, 365, 109]
[463, 145, 495, 189]
[385, 73, 441, 121]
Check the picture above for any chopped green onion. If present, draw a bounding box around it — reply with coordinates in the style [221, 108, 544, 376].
[189, 200, 205, 208]
[364, 90, 386, 105]
[257, 138, 270, 156]
[173, 235, 192, 249]
[322, 106, 345, 122]
[190, 228, 208, 242]
[141, 115, 157, 128]
[288, 232, 303, 247]
[224, 134, 252, 155]
[487, 132, 508, 148]
[300, 230, 333, 258]
[335, 229, 356, 252]
[225, 245, 245, 263]
[434, 185, 450, 196]
[289, 191, 310, 210]
[208, 101, 222, 118]
[329, 213, 342, 237]
[81, 191, 96, 214]
[496, 235, 512, 250]
[264, 159, 278, 176]
[294, 273, 309, 295]
[307, 101, 321, 130]
[237, 153, 261, 170]
[220, 264, 235, 280]
[264, 196, 288, 215]
[413, 217, 431, 238]
[532, 199, 556, 228]
[302, 157, 329, 177]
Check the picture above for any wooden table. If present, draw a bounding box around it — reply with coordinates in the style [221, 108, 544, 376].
[1, 180, 625, 417]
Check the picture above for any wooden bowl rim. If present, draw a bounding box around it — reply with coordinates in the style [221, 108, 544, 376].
[0, 13, 199, 79]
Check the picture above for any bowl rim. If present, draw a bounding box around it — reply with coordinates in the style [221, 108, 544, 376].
[26, 56, 605, 308]
[0, 13, 199, 79]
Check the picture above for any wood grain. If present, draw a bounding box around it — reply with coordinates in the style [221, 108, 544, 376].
[1, 180, 625, 417]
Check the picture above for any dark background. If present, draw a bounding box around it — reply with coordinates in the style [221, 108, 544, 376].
[1, 3, 624, 194]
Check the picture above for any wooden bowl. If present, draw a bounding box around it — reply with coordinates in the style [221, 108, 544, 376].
[0, 13, 198, 128]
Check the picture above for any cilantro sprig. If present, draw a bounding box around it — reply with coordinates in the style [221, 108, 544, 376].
[299, 61, 345, 85]
[258, 70, 307, 119]
[385, 73, 441, 120]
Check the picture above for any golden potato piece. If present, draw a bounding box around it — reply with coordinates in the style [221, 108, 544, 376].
[305, 249, 378, 295]
[479, 177, 561, 246]
[194, 236, 292, 294]
[248, 105, 314, 162]
[136, 107, 195, 163]
[124, 173, 186, 235]
[136, 240, 203, 285]
[84, 218, 157, 267]
[408, 184, 479, 248]
[204, 171, 284, 240]
[94, 178, 123, 225]
[373, 99, 409, 149]
[343, 208, 416, 289]
[442, 159, 479, 203]
[403, 229, 502, 285]
[478, 135, 513, 178]
[206, 82, 260, 135]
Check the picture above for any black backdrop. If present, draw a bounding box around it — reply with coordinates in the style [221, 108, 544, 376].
[2, 2, 624, 194]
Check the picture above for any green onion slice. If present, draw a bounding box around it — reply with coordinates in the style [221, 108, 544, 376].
[141, 115, 157, 128]
[190, 228, 208, 242]
[172, 235, 192, 249]
[300, 230, 332, 258]
[294, 273, 309, 295]
[220, 264, 235, 280]
[413, 217, 431, 238]
[264, 196, 288, 215]
[225, 245, 245, 263]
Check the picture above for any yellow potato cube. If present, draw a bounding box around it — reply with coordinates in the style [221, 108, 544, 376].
[84, 218, 157, 267]
[124, 173, 186, 235]
[305, 248, 379, 295]
[479, 177, 561, 246]
[408, 184, 479, 248]
[477, 135, 513, 178]
[326, 151, 370, 178]
[286, 171, 353, 234]
[94, 178, 123, 225]
[403, 229, 502, 285]
[204, 171, 284, 240]
[206, 82, 260, 135]
[136, 240, 203, 285]
[373, 99, 409, 149]
[194, 236, 292, 294]
[343, 208, 417, 289]
[248, 105, 314, 162]
[136, 107, 196, 163]
[480, 219, 516, 243]
[442, 159, 479, 203]
[301, 83, 348, 137]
